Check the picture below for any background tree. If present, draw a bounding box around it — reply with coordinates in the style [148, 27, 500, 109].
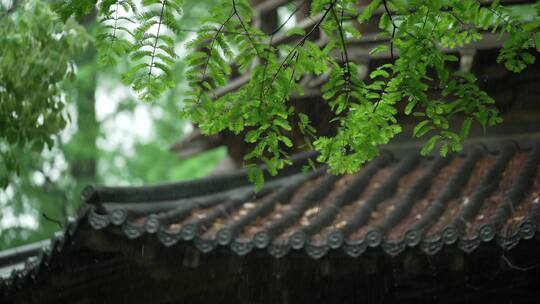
[0, 0, 222, 250]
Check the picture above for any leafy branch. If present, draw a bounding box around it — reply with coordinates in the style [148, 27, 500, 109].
[122, 0, 183, 101]
[37, 0, 540, 188]
[96, 0, 137, 65]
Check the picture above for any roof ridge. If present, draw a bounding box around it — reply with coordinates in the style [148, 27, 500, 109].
[81, 150, 320, 205]
[81, 137, 539, 207]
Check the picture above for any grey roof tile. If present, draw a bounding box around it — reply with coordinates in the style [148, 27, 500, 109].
[2, 140, 540, 292]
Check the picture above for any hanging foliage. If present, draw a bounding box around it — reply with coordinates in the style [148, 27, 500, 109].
[3, 0, 540, 188]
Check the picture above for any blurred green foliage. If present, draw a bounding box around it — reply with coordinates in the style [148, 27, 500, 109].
[0, 0, 90, 188]
[0, 0, 221, 250]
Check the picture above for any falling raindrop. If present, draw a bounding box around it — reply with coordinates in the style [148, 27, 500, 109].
[391, 257, 399, 291]
[427, 255, 438, 302]
[464, 257, 471, 303]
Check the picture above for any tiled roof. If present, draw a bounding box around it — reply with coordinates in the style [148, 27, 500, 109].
[0, 228, 76, 294]
[80, 140, 540, 259]
[2, 139, 540, 297]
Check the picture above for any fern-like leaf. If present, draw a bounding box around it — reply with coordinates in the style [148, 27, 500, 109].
[96, 0, 137, 65]
[125, 0, 182, 101]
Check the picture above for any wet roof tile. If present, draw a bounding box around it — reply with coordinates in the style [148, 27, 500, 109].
[80, 141, 540, 259]
[3, 140, 540, 295]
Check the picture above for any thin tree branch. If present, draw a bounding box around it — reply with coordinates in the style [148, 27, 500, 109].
[382, 0, 397, 60]
[42, 213, 63, 228]
[331, 5, 351, 102]
[269, 0, 307, 36]
[232, 0, 263, 58]
[195, 10, 235, 103]
[422, 7, 430, 30]
[476, 0, 520, 29]
[111, 1, 120, 41]
[265, 0, 338, 95]
[178, 27, 266, 36]
[148, 0, 167, 77]
[258, 0, 306, 101]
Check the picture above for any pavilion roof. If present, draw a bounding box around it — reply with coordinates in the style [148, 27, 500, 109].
[2, 136, 540, 297]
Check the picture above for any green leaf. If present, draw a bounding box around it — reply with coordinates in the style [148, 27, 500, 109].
[370, 45, 388, 55]
[476, 108, 489, 129]
[460, 117, 472, 138]
[286, 27, 305, 37]
[370, 69, 390, 79]
[404, 100, 417, 115]
[358, 0, 382, 23]
[274, 118, 292, 131]
[247, 165, 264, 191]
[440, 143, 449, 157]
[280, 135, 293, 148]
[421, 136, 441, 156]
[245, 129, 261, 143]
[413, 120, 433, 137]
